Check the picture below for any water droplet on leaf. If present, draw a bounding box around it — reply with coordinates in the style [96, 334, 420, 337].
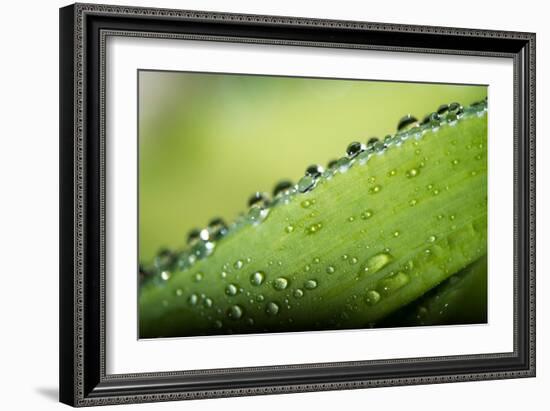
[227, 305, 244, 320]
[273, 277, 289, 290]
[225, 283, 238, 296]
[250, 271, 265, 286]
[304, 279, 318, 290]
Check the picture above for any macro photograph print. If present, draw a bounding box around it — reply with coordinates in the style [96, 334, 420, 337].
[138, 71, 488, 339]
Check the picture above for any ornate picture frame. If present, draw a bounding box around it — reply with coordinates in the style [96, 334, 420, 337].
[59, 3, 535, 406]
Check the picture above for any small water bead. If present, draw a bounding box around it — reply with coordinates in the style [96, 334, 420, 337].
[378, 271, 410, 295]
[188, 294, 198, 306]
[207, 217, 228, 241]
[273, 277, 289, 291]
[449, 102, 463, 114]
[427, 235, 437, 243]
[369, 185, 381, 194]
[305, 222, 323, 235]
[220, 271, 228, 279]
[402, 260, 415, 273]
[366, 137, 379, 148]
[187, 229, 201, 245]
[451, 159, 460, 166]
[433, 189, 440, 195]
[304, 264, 311, 272]
[304, 279, 318, 290]
[273, 180, 293, 197]
[266, 302, 280, 316]
[305, 164, 324, 178]
[225, 283, 239, 296]
[214, 320, 223, 329]
[365, 290, 381, 306]
[393, 231, 400, 237]
[160, 271, 171, 281]
[313, 257, 321, 264]
[285, 225, 294, 233]
[361, 209, 374, 220]
[250, 271, 265, 286]
[248, 192, 269, 207]
[346, 141, 366, 158]
[234, 260, 244, 270]
[388, 169, 397, 177]
[193, 272, 204, 282]
[336, 157, 352, 173]
[301, 199, 315, 209]
[406, 168, 419, 178]
[449, 214, 456, 221]
[248, 204, 270, 224]
[420, 112, 441, 129]
[348, 216, 355, 222]
[293, 289, 304, 298]
[203, 298, 213, 308]
[326, 265, 336, 274]
[175, 288, 183, 297]
[154, 252, 177, 273]
[199, 228, 210, 242]
[297, 175, 316, 193]
[327, 159, 338, 169]
[256, 294, 265, 302]
[227, 305, 244, 320]
[447, 103, 464, 124]
[437, 104, 449, 115]
[350, 257, 358, 265]
[366, 252, 393, 274]
[409, 199, 418, 207]
[397, 114, 419, 132]
[341, 254, 349, 261]
[192, 240, 215, 260]
[372, 140, 386, 153]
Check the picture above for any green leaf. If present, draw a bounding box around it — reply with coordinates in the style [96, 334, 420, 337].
[139, 102, 487, 338]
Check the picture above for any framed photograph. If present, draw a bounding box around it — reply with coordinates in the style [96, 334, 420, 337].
[59, 3, 536, 407]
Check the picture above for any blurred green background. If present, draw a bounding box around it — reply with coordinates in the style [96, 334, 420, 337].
[139, 71, 486, 262]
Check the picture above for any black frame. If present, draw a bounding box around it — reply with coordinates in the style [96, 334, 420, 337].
[60, 3, 536, 407]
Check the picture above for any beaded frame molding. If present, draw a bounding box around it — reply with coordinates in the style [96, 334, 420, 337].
[59, 3, 536, 407]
